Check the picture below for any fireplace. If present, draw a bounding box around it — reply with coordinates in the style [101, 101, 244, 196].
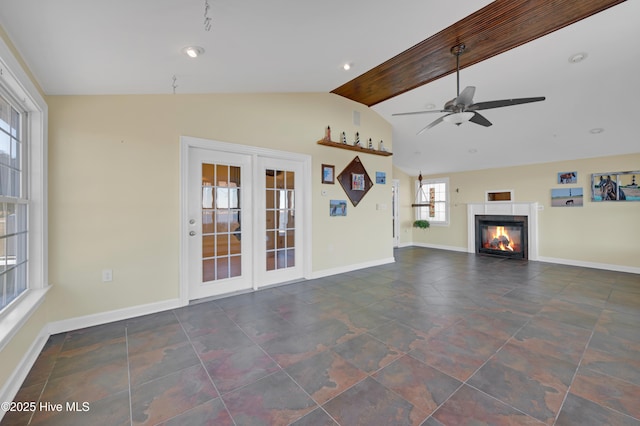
[475, 215, 528, 259]
[467, 203, 538, 261]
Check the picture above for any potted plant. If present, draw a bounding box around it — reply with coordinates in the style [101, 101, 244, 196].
[413, 219, 430, 229]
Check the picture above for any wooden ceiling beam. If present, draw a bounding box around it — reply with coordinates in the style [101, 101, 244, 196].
[331, 0, 626, 107]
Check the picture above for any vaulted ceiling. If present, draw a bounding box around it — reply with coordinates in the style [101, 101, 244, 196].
[0, 0, 637, 175]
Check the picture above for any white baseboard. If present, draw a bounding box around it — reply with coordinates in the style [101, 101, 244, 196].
[410, 242, 469, 253]
[405, 243, 640, 274]
[46, 298, 184, 336]
[310, 257, 395, 279]
[537, 256, 640, 275]
[0, 297, 185, 422]
[0, 328, 49, 422]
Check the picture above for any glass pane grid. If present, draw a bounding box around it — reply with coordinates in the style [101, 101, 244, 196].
[0, 94, 26, 311]
[201, 163, 242, 283]
[266, 169, 295, 271]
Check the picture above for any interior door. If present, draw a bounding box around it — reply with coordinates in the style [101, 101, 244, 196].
[187, 147, 253, 299]
[392, 179, 400, 247]
[256, 157, 304, 286]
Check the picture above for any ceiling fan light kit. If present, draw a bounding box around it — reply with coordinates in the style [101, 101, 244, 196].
[182, 46, 204, 58]
[393, 43, 546, 133]
[443, 111, 474, 124]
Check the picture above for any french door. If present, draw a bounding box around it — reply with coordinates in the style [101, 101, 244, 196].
[183, 139, 308, 302]
[256, 157, 304, 286]
[187, 148, 253, 299]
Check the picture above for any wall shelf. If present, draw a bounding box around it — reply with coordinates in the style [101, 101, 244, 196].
[317, 139, 392, 157]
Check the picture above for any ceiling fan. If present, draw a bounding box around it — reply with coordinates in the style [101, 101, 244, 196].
[392, 44, 545, 134]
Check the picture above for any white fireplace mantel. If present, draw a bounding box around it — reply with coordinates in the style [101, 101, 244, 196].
[467, 202, 539, 260]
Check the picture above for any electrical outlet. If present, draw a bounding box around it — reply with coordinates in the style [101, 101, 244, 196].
[102, 269, 113, 282]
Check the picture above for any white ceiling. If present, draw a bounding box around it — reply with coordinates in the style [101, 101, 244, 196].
[0, 0, 637, 175]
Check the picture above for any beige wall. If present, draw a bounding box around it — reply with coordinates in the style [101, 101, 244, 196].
[46, 93, 394, 322]
[409, 153, 640, 269]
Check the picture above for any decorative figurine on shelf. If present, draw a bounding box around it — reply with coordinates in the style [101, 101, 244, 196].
[325, 126, 331, 141]
[368, 138, 374, 150]
[341, 131, 347, 144]
[354, 132, 361, 147]
[379, 140, 387, 152]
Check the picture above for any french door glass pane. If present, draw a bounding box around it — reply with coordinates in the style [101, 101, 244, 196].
[265, 168, 295, 271]
[201, 163, 242, 282]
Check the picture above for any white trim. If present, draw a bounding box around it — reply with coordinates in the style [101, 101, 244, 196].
[46, 298, 183, 336]
[411, 242, 468, 253]
[0, 296, 182, 423]
[0, 32, 48, 290]
[180, 136, 313, 302]
[415, 177, 450, 226]
[404, 244, 640, 274]
[0, 287, 49, 351]
[392, 179, 400, 248]
[309, 257, 395, 279]
[536, 256, 640, 275]
[485, 189, 515, 203]
[0, 326, 49, 421]
[0, 30, 49, 357]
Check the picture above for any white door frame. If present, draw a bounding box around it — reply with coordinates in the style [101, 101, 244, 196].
[179, 136, 312, 305]
[392, 179, 400, 248]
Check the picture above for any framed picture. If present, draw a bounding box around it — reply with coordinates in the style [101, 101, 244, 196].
[351, 173, 365, 191]
[376, 171, 386, 184]
[337, 156, 373, 207]
[557, 171, 577, 184]
[330, 200, 347, 216]
[591, 171, 640, 202]
[322, 164, 335, 184]
[551, 187, 583, 207]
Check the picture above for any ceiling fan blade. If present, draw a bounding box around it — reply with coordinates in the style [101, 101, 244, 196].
[416, 115, 446, 135]
[392, 109, 448, 116]
[455, 86, 476, 106]
[469, 112, 492, 127]
[469, 96, 545, 111]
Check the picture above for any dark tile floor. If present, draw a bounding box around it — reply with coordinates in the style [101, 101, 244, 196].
[3, 247, 640, 425]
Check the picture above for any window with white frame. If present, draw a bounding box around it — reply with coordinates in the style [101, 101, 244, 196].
[415, 177, 449, 225]
[0, 93, 27, 310]
[0, 36, 48, 350]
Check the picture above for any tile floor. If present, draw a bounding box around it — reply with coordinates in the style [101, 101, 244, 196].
[3, 247, 640, 425]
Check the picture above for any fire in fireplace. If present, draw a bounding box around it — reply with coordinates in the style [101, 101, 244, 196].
[475, 215, 528, 259]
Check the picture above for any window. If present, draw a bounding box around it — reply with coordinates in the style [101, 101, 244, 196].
[0, 36, 48, 350]
[415, 177, 449, 225]
[0, 94, 27, 310]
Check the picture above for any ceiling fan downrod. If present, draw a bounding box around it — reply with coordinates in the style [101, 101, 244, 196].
[451, 44, 466, 98]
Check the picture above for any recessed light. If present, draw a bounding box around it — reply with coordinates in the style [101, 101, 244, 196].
[589, 128, 604, 134]
[343, 63, 352, 71]
[182, 46, 205, 58]
[568, 52, 587, 63]
[424, 103, 437, 110]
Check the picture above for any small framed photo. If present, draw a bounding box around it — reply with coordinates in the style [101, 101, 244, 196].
[376, 171, 386, 184]
[557, 171, 577, 184]
[330, 200, 347, 216]
[322, 164, 335, 184]
[551, 187, 583, 207]
[351, 173, 365, 191]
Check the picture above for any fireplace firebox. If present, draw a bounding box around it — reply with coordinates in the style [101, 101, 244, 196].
[475, 215, 528, 259]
